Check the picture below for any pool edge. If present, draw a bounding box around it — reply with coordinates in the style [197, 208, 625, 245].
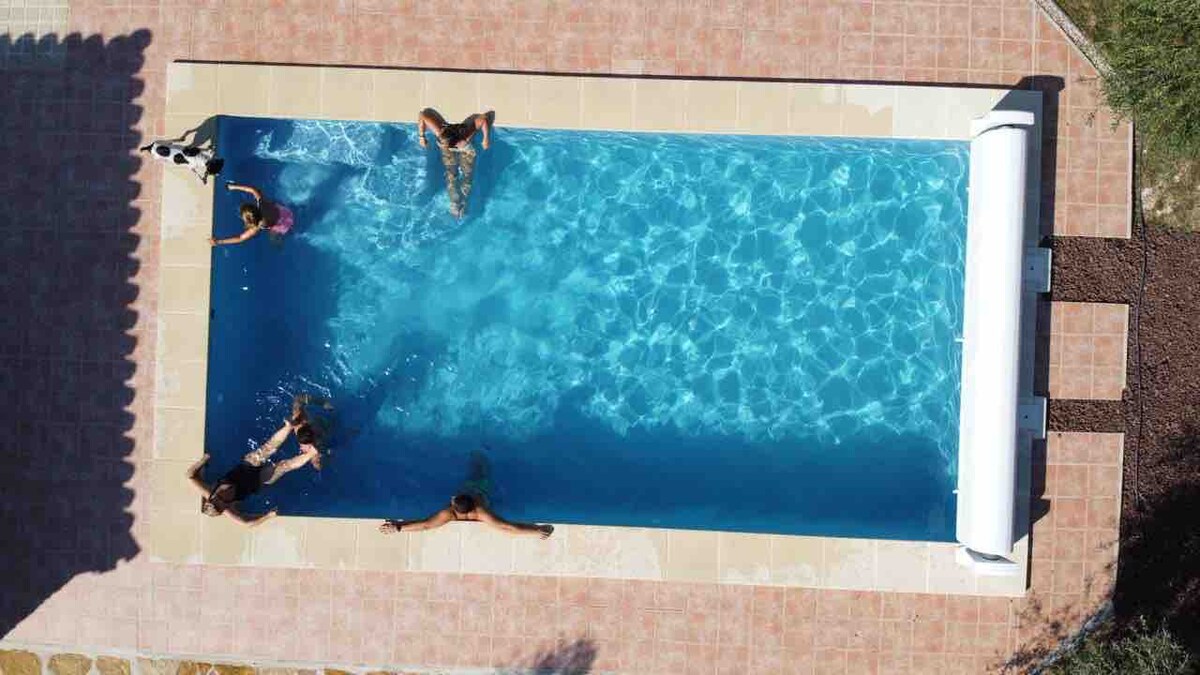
[148, 62, 1030, 597]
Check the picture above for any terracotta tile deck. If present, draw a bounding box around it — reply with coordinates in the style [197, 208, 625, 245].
[0, 0, 1133, 672]
[4, 426, 1124, 673]
[1042, 302, 1129, 400]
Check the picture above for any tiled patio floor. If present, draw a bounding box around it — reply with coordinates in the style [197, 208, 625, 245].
[0, 0, 1133, 672]
[7, 424, 1125, 673]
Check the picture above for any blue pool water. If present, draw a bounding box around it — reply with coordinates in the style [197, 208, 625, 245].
[204, 115, 968, 541]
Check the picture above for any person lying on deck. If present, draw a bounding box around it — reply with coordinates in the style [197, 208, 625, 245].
[378, 493, 554, 539]
[187, 394, 331, 526]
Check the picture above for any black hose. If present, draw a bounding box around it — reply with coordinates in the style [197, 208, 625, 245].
[1130, 129, 1148, 510]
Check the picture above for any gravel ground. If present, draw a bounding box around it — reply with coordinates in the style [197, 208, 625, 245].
[1049, 220, 1200, 650]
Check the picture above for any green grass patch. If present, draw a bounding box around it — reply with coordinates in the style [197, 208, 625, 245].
[1058, 0, 1200, 229]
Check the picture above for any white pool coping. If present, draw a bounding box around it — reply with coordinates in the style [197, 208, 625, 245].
[151, 62, 1029, 596]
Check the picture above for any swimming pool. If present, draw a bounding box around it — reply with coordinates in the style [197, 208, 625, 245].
[204, 115, 968, 541]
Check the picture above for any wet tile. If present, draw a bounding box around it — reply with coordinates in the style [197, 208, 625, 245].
[718, 532, 772, 583]
[788, 84, 844, 136]
[771, 536, 824, 586]
[251, 516, 308, 566]
[201, 509, 254, 565]
[155, 358, 208, 409]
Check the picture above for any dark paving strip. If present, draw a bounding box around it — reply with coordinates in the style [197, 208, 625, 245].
[1047, 399, 1127, 433]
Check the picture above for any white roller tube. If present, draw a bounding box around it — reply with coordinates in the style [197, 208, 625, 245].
[955, 111, 1035, 558]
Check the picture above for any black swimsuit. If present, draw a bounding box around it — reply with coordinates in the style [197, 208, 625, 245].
[211, 461, 268, 503]
[440, 118, 475, 147]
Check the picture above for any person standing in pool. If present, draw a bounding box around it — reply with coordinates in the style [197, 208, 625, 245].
[417, 108, 494, 218]
[378, 449, 553, 538]
[187, 394, 330, 525]
[211, 182, 295, 246]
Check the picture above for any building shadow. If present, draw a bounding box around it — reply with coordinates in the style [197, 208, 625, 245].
[0, 31, 148, 637]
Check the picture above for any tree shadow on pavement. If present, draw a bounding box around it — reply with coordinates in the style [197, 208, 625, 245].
[496, 638, 597, 674]
[0, 31, 149, 638]
[1113, 424, 1200, 655]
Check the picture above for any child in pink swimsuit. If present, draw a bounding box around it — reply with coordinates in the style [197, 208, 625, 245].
[211, 182, 295, 246]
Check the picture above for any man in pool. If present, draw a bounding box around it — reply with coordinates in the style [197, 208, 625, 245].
[378, 494, 554, 538]
[187, 394, 332, 526]
[378, 450, 553, 538]
[417, 108, 494, 218]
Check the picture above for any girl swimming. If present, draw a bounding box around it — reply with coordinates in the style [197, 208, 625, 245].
[211, 182, 295, 246]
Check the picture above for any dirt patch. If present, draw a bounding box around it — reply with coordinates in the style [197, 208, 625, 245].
[1050, 218, 1200, 651]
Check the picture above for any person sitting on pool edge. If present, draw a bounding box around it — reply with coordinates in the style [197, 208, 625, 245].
[187, 394, 331, 525]
[379, 493, 554, 539]
[417, 107, 494, 219]
[211, 181, 295, 246]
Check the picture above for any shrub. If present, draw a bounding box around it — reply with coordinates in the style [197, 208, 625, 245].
[1095, 0, 1200, 162]
[1046, 619, 1196, 675]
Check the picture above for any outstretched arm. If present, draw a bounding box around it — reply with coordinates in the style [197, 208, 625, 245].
[211, 226, 263, 246]
[475, 506, 553, 538]
[379, 507, 454, 534]
[263, 446, 319, 484]
[226, 182, 263, 202]
[244, 420, 294, 464]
